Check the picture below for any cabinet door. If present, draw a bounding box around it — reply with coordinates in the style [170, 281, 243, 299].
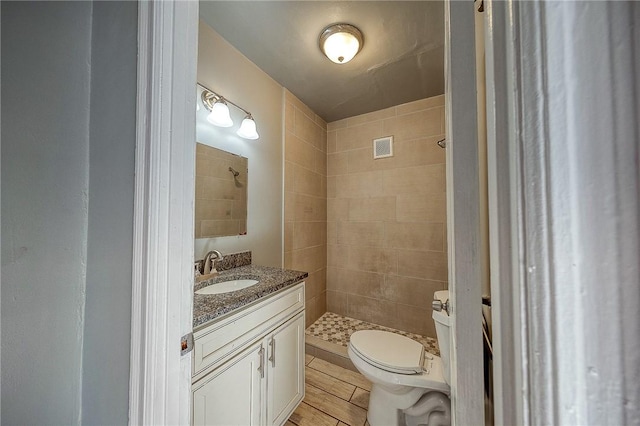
[193, 341, 264, 426]
[267, 312, 305, 426]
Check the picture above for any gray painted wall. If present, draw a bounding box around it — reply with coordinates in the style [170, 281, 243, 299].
[2, 3, 93, 423]
[1, 2, 137, 424]
[82, 2, 137, 424]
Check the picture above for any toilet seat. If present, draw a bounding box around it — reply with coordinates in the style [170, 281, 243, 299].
[349, 330, 425, 374]
[348, 345, 450, 393]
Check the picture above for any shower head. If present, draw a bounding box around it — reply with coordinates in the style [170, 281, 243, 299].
[437, 139, 447, 149]
[228, 166, 240, 177]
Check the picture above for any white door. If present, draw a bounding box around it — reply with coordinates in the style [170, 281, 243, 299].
[192, 341, 264, 426]
[444, 0, 485, 423]
[267, 312, 305, 426]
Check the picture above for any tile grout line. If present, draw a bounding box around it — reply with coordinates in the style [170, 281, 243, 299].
[348, 386, 356, 402]
[305, 372, 360, 404]
[306, 360, 357, 382]
[290, 401, 341, 426]
[302, 386, 361, 425]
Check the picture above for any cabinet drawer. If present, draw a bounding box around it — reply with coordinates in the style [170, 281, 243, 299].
[193, 282, 305, 378]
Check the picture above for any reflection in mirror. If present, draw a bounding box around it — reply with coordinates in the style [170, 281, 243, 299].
[195, 143, 248, 238]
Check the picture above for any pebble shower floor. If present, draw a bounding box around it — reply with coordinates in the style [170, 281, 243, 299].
[306, 311, 440, 357]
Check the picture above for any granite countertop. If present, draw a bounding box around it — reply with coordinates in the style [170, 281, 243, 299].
[193, 265, 308, 329]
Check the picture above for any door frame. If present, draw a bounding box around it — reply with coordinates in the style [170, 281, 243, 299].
[444, 0, 485, 424]
[130, 1, 640, 424]
[130, 0, 492, 424]
[129, 1, 199, 424]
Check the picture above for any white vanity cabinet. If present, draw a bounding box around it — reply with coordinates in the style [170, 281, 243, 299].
[267, 312, 305, 426]
[192, 282, 305, 426]
[193, 340, 264, 426]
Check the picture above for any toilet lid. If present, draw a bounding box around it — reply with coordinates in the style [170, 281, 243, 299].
[349, 330, 424, 374]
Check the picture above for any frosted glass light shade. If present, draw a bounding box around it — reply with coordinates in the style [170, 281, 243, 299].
[319, 24, 363, 64]
[236, 116, 259, 140]
[207, 101, 233, 127]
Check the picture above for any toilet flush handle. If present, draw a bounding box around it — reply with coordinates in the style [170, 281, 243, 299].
[432, 298, 451, 315]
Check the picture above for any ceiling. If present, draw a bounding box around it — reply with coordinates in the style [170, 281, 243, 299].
[199, 1, 445, 123]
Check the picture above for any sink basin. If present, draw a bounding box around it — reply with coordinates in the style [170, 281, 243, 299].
[196, 279, 259, 295]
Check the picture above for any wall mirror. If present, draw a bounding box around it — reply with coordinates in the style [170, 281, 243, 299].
[195, 143, 248, 238]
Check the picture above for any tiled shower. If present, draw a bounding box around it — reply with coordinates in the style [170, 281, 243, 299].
[284, 90, 447, 342]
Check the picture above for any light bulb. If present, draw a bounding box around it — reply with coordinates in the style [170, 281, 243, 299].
[207, 101, 233, 127]
[236, 116, 259, 140]
[323, 32, 360, 63]
[319, 24, 363, 64]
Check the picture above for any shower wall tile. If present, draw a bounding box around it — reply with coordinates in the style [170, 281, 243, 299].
[327, 221, 337, 245]
[397, 304, 437, 337]
[337, 221, 384, 247]
[396, 192, 447, 223]
[284, 222, 294, 250]
[334, 171, 384, 198]
[382, 164, 446, 196]
[331, 268, 384, 299]
[326, 95, 448, 338]
[327, 130, 337, 153]
[295, 109, 324, 150]
[381, 275, 445, 308]
[285, 102, 295, 132]
[395, 94, 445, 115]
[336, 121, 384, 152]
[327, 118, 348, 132]
[346, 105, 396, 127]
[348, 197, 396, 221]
[327, 152, 349, 176]
[327, 198, 349, 221]
[327, 290, 348, 315]
[284, 90, 327, 327]
[293, 222, 327, 250]
[294, 193, 326, 222]
[294, 164, 323, 197]
[346, 247, 398, 275]
[286, 89, 316, 122]
[284, 161, 295, 190]
[382, 108, 443, 141]
[396, 249, 448, 282]
[326, 244, 348, 268]
[384, 222, 444, 251]
[286, 132, 315, 170]
[347, 294, 399, 329]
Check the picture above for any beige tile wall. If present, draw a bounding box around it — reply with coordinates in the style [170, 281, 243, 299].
[195, 143, 248, 238]
[326, 95, 447, 338]
[284, 90, 328, 327]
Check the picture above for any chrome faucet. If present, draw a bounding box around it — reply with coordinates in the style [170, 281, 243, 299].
[201, 250, 223, 275]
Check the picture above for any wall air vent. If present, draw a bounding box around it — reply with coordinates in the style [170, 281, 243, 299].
[373, 136, 394, 159]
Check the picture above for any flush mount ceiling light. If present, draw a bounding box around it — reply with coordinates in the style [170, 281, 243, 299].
[319, 23, 364, 64]
[200, 84, 260, 140]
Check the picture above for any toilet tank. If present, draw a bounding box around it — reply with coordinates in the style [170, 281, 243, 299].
[432, 290, 451, 385]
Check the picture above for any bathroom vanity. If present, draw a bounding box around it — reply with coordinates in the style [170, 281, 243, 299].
[191, 264, 307, 426]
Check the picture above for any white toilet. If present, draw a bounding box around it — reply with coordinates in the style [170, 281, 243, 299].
[347, 290, 452, 426]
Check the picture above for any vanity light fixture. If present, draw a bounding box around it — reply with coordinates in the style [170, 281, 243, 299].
[199, 84, 260, 140]
[319, 23, 364, 64]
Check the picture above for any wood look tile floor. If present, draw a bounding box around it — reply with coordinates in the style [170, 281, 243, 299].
[287, 355, 371, 426]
